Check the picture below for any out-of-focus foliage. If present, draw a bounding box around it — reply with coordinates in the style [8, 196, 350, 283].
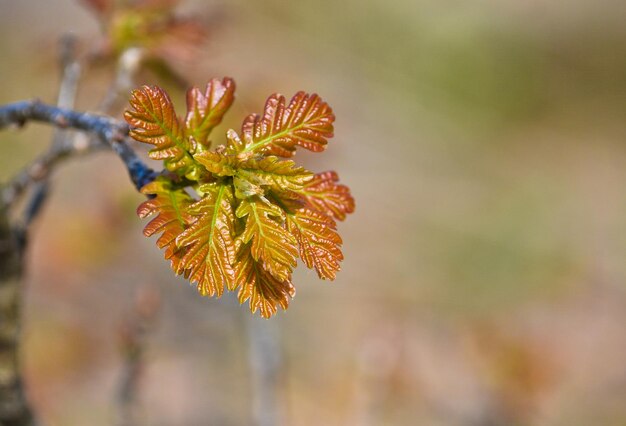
[81, 0, 206, 72]
[127, 81, 354, 317]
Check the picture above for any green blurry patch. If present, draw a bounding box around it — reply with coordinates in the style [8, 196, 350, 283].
[425, 180, 578, 313]
[245, 0, 548, 131]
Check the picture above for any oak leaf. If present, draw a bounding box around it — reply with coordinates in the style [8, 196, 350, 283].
[287, 208, 343, 280]
[301, 171, 355, 221]
[236, 198, 298, 281]
[236, 92, 334, 157]
[137, 178, 194, 271]
[175, 183, 237, 296]
[235, 243, 296, 318]
[185, 78, 235, 149]
[125, 85, 194, 174]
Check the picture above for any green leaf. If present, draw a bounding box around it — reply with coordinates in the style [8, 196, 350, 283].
[236, 197, 297, 281]
[195, 154, 312, 200]
[194, 150, 238, 177]
[233, 176, 265, 200]
[175, 183, 237, 297]
[185, 78, 235, 149]
[237, 156, 313, 194]
[236, 92, 335, 157]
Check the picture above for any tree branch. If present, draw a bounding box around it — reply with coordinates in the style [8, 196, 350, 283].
[22, 33, 83, 226]
[0, 100, 157, 193]
[247, 317, 283, 426]
[99, 48, 145, 114]
[0, 206, 35, 426]
[1, 135, 107, 208]
[116, 287, 160, 426]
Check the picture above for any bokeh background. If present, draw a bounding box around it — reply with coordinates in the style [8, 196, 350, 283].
[1, 0, 626, 425]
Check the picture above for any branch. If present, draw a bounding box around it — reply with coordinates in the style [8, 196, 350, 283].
[0, 100, 157, 193]
[55, 34, 82, 111]
[22, 33, 83, 226]
[0, 206, 36, 426]
[99, 48, 145, 114]
[1, 135, 106, 208]
[116, 287, 160, 426]
[247, 317, 283, 426]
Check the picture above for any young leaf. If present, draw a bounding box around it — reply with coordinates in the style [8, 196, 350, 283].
[137, 178, 194, 271]
[194, 150, 238, 177]
[185, 78, 235, 149]
[130, 81, 354, 317]
[225, 128, 245, 153]
[233, 176, 266, 200]
[124, 85, 193, 173]
[286, 208, 344, 280]
[238, 92, 334, 157]
[301, 171, 355, 221]
[235, 243, 295, 318]
[175, 183, 237, 296]
[237, 156, 313, 194]
[236, 198, 297, 281]
[195, 154, 312, 198]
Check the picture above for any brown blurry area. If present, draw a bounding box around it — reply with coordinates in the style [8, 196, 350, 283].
[1, 0, 626, 425]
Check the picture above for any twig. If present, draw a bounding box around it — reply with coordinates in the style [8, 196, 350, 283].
[116, 287, 160, 426]
[55, 34, 82, 111]
[99, 48, 145, 114]
[0, 100, 157, 193]
[23, 33, 82, 226]
[1, 136, 107, 208]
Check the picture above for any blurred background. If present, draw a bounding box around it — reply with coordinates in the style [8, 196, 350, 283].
[1, 0, 626, 425]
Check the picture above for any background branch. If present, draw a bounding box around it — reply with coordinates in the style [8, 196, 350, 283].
[23, 33, 83, 226]
[116, 287, 160, 426]
[0, 206, 35, 426]
[247, 317, 283, 426]
[1, 135, 107, 209]
[99, 48, 145, 114]
[0, 90, 156, 426]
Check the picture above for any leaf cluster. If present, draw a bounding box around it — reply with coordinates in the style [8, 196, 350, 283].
[127, 78, 354, 317]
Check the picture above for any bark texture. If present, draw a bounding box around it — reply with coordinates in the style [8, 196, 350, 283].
[0, 206, 34, 426]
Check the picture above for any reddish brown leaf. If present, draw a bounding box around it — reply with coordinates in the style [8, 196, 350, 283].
[125, 85, 194, 173]
[236, 198, 297, 281]
[185, 78, 235, 148]
[175, 183, 236, 297]
[237, 92, 334, 157]
[137, 178, 194, 271]
[287, 208, 344, 280]
[300, 171, 355, 221]
[235, 244, 295, 318]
